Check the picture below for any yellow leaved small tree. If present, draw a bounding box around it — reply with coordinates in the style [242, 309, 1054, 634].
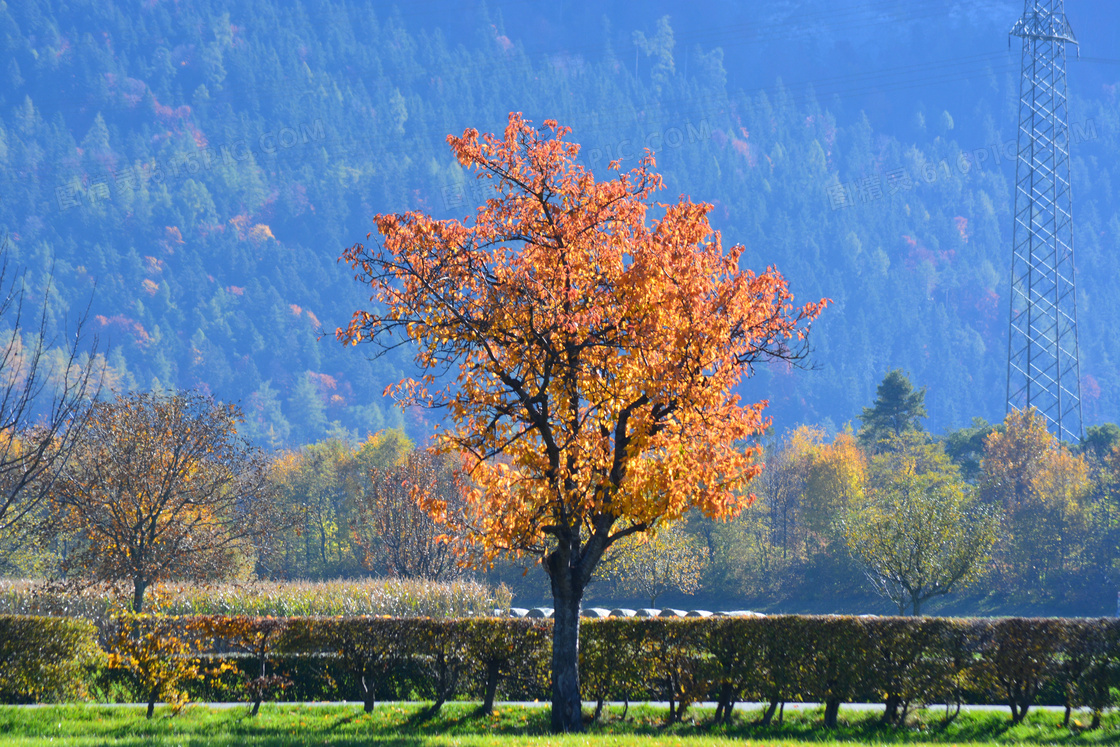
[105, 607, 233, 719]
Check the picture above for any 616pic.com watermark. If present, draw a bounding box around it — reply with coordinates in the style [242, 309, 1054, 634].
[825, 118, 1099, 211]
[51, 119, 327, 214]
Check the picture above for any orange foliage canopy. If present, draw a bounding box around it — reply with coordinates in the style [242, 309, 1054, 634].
[339, 112, 826, 568]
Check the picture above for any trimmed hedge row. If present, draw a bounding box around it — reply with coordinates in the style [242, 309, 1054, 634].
[5, 613, 1120, 726]
[579, 616, 1120, 727]
[276, 617, 551, 714]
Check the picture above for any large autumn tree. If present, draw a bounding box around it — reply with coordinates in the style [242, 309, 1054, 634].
[47, 390, 279, 611]
[338, 113, 825, 732]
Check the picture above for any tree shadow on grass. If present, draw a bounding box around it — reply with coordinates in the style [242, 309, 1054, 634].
[704, 707, 1060, 746]
[95, 738, 434, 747]
[405, 704, 550, 737]
[325, 711, 365, 730]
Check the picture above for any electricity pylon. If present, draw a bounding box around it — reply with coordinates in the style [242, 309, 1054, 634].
[1006, 0, 1082, 442]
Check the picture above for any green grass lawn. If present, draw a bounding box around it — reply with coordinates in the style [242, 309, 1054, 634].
[2, 703, 1119, 746]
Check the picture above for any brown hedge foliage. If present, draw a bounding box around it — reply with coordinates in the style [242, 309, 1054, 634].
[978, 617, 1066, 724]
[281, 616, 412, 713]
[192, 615, 291, 715]
[1059, 619, 1120, 728]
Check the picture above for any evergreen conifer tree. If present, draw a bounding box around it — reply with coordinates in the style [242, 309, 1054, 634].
[859, 369, 927, 451]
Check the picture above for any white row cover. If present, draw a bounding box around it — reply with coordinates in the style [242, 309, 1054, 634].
[491, 607, 765, 619]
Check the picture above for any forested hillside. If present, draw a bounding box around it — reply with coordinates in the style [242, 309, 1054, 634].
[2, 0, 1119, 445]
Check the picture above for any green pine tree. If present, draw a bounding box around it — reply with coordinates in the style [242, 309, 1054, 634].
[859, 369, 927, 451]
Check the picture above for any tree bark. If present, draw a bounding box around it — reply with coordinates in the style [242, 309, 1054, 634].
[420, 653, 459, 720]
[546, 542, 588, 734]
[882, 693, 901, 725]
[252, 649, 266, 716]
[758, 698, 780, 726]
[550, 587, 584, 732]
[823, 697, 841, 728]
[714, 682, 735, 724]
[476, 660, 501, 716]
[667, 671, 690, 724]
[361, 673, 376, 713]
[133, 578, 148, 613]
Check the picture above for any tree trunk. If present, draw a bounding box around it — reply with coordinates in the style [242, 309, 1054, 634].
[423, 667, 457, 720]
[758, 698, 780, 726]
[421, 654, 458, 720]
[251, 649, 267, 717]
[663, 669, 681, 724]
[550, 587, 584, 732]
[476, 660, 501, 716]
[912, 596, 922, 616]
[666, 679, 677, 724]
[133, 578, 148, 613]
[422, 697, 447, 720]
[714, 682, 735, 724]
[671, 671, 691, 723]
[147, 687, 158, 719]
[823, 698, 841, 728]
[882, 693, 901, 725]
[361, 673, 376, 713]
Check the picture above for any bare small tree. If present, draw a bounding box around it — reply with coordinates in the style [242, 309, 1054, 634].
[352, 451, 462, 581]
[0, 236, 101, 559]
[604, 523, 708, 608]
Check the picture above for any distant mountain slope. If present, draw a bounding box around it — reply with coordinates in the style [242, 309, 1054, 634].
[1, 0, 1117, 445]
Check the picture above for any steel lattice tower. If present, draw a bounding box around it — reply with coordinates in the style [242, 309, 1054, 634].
[1006, 0, 1082, 442]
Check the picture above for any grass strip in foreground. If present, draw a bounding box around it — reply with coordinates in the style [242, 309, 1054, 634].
[2, 703, 1120, 746]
